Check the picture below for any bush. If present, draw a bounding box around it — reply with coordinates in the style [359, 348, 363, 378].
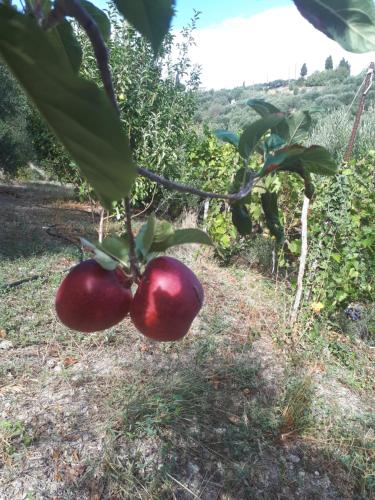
[309, 106, 375, 162]
[0, 64, 34, 175]
[305, 152, 375, 311]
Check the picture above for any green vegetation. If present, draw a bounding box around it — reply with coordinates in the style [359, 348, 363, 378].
[0, 64, 34, 176]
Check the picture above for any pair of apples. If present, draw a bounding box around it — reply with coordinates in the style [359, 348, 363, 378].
[55, 256, 204, 341]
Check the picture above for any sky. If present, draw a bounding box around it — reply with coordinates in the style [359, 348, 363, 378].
[14, 0, 375, 89]
[171, 1, 375, 89]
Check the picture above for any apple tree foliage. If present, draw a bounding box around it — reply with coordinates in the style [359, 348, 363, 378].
[0, 0, 375, 275]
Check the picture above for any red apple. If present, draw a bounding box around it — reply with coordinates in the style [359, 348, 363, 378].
[130, 256, 204, 341]
[55, 259, 132, 332]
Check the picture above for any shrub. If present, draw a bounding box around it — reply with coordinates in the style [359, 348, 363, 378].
[0, 64, 34, 175]
[305, 153, 375, 311]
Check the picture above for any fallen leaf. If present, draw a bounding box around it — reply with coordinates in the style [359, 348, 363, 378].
[0, 329, 6, 338]
[64, 357, 78, 367]
[228, 415, 241, 425]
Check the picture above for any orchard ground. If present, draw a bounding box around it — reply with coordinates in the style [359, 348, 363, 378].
[0, 182, 374, 499]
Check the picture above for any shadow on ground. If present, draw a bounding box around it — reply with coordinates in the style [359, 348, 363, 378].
[0, 183, 97, 260]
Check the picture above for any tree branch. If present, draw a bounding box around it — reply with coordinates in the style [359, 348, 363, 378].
[43, 0, 119, 114]
[137, 166, 256, 202]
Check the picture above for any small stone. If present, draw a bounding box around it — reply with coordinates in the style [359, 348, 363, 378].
[0, 340, 13, 350]
[287, 454, 301, 464]
[314, 471, 320, 476]
[46, 359, 57, 368]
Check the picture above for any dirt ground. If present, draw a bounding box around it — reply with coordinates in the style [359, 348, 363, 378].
[0, 183, 374, 499]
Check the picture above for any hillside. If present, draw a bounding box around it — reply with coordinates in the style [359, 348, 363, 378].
[196, 68, 375, 132]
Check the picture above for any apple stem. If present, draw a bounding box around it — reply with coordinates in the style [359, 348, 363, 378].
[123, 197, 141, 282]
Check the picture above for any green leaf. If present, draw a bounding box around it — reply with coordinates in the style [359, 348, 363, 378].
[287, 110, 312, 144]
[80, 237, 118, 270]
[259, 145, 336, 180]
[230, 167, 253, 204]
[101, 235, 129, 265]
[152, 220, 174, 244]
[214, 129, 240, 148]
[258, 145, 305, 177]
[247, 98, 289, 140]
[51, 21, 82, 73]
[168, 229, 213, 247]
[231, 204, 252, 236]
[261, 192, 285, 245]
[150, 227, 212, 253]
[113, 0, 175, 53]
[79, 0, 111, 42]
[265, 133, 285, 152]
[300, 146, 337, 175]
[135, 214, 156, 257]
[0, 6, 136, 208]
[239, 113, 285, 160]
[293, 0, 375, 53]
[247, 99, 281, 116]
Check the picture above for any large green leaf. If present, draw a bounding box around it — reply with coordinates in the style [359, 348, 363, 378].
[265, 133, 285, 153]
[79, 0, 111, 42]
[247, 98, 289, 141]
[231, 204, 252, 236]
[0, 6, 136, 207]
[259, 145, 336, 178]
[287, 110, 312, 144]
[230, 167, 253, 204]
[247, 99, 281, 116]
[51, 21, 82, 73]
[239, 113, 285, 160]
[299, 145, 337, 175]
[80, 237, 119, 270]
[150, 227, 212, 252]
[135, 214, 156, 258]
[293, 0, 375, 53]
[214, 129, 240, 148]
[258, 145, 305, 177]
[261, 192, 285, 245]
[113, 0, 175, 53]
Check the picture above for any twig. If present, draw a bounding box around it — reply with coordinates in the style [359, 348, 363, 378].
[131, 186, 157, 219]
[43, 225, 84, 261]
[98, 207, 105, 243]
[123, 197, 141, 281]
[290, 195, 309, 326]
[137, 166, 256, 202]
[1, 267, 73, 291]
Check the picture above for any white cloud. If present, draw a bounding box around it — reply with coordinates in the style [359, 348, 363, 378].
[188, 6, 375, 89]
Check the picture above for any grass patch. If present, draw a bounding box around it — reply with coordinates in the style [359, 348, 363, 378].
[103, 361, 279, 498]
